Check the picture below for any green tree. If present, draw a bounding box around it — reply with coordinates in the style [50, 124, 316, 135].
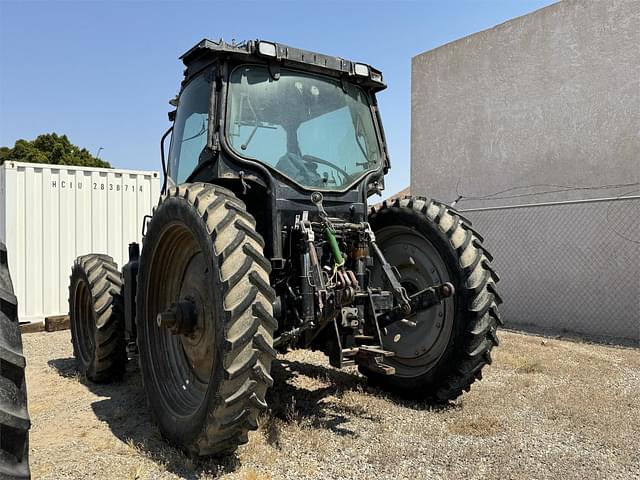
[0, 133, 111, 168]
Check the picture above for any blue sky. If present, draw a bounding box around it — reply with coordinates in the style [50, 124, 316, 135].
[0, 0, 555, 196]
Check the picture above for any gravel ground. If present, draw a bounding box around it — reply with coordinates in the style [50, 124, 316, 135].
[23, 329, 640, 480]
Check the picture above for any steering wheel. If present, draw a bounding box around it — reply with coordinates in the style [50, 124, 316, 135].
[302, 155, 351, 183]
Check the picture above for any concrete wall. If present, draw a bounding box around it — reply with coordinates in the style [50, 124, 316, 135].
[411, 0, 640, 344]
[411, 0, 639, 209]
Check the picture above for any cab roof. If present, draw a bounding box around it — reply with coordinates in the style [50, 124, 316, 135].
[180, 38, 386, 92]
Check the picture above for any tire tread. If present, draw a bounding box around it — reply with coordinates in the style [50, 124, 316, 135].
[140, 183, 276, 456]
[0, 243, 30, 479]
[69, 254, 126, 382]
[366, 197, 501, 402]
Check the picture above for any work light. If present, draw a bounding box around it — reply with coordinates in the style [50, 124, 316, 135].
[354, 63, 370, 77]
[257, 41, 277, 57]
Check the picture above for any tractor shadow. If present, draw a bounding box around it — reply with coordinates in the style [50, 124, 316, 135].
[48, 354, 455, 472]
[260, 357, 454, 449]
[262, 359, 374, 445]
[48, 357, 239, 478]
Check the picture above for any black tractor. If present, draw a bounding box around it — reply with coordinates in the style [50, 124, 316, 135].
[68, 39, 502, 457]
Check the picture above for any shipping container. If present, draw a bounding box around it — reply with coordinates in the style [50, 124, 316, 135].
[0, 161, 160, 323]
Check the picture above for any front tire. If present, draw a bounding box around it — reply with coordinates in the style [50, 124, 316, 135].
[362, 197, 502, 402]
[137, 183, 276, 456]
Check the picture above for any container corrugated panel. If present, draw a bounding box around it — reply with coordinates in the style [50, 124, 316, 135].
[0, 161, 161, 322]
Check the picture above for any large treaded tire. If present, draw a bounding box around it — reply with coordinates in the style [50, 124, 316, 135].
[137, 183, 276, 456]
[0, 243, 30, 479]
[69, 254, 126, 382]
[362, 197, 502, 402]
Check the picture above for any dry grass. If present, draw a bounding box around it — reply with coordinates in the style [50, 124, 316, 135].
[447, 415, 502, 437]
[514, 358, 545, 374]
[22, 329, 640, 479]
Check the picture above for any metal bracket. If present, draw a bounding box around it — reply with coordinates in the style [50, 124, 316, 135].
[141, 214, 152, 237]
[296, 212, 326, 309]
[340, 307, 359, 328]
[267, 61, 281, 80]
[377, 282, 455, 329]
[356, 346, 395, 375]
[364, 223, 411, 313]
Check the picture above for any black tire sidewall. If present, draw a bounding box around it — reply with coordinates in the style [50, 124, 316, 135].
[0, 244, 30, 478]
[367, 204, 469, 392]
[137, 195, 226, 447]
[69, 265, 97, 376]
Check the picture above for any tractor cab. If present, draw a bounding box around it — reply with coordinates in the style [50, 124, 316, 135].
[164, 39, 390, 259]
[167, 39, 388, 190]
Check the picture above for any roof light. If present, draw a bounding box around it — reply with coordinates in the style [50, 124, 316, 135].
[257, 41, 277, 57]
[354, 63, 369, 77]
[370, 71, 383, 83]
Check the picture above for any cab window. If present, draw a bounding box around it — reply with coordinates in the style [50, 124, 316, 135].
[169, 74, 210, 183]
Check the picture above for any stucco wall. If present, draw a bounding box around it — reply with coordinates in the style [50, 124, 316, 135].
[411, 0, 639, 209]
[410, 0, 640, 344]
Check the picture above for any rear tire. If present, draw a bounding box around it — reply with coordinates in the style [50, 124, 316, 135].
[361, 197, 502, 402]
[137, 183, 276, 456]
[69, 254, 126, 382]
[0, 243, 30, 479]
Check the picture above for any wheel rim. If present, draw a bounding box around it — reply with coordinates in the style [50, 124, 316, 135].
[143, 221, 216, 417]
[73, 280, 95, 367]
[371, 225, 454, 378]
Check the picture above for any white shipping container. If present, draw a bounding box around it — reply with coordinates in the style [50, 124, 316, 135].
[0, 161, 160, 323]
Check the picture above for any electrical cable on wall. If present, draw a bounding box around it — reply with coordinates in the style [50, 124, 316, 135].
[452, 180, 640, 244]
[451, 180, 640, 206]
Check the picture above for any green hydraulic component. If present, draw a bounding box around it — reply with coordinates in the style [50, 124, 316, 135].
[324, 228, 345, 266]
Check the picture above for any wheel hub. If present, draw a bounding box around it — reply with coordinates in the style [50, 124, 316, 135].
[143, 222, 217, 410]
[157, 300, 198, 335]
[372, 225, 454, 378]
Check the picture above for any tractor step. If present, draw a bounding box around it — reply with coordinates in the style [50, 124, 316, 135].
[357, 345, 395, 357]
[353, 334, 376, 342]
[357, 346, 395, 375]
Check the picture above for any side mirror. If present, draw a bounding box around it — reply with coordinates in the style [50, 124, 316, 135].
[168, 110, 177, 122]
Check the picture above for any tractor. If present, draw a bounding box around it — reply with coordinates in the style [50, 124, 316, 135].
[68, 39, 502, 457]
